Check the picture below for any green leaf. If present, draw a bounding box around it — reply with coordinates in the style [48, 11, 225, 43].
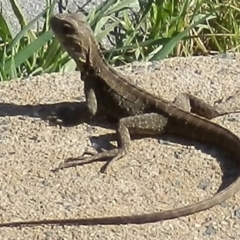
[8, 3, 53, 50]
[9, 48, 18, 79]
[96, 19, 121, 41]
[0, 12, 12, 41]
[4, 31, 53, 75]
[151, 9, 218, 61]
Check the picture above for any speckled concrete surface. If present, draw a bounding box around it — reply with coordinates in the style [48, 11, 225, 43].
[1, 55, 240, 239]
[2, 0, 103, 35]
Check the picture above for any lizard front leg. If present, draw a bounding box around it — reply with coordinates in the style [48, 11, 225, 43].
[56, 113, 168, 173]
[49, 77, 99, 125]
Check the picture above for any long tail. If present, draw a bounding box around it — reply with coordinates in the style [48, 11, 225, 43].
[1, 114, 240, 227]
[0, 170, 239, 227]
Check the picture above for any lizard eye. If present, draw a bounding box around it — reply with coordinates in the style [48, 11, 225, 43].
[62, 23, 75, 34]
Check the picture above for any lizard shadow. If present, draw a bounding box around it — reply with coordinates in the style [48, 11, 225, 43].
[161, 134, 238, 195]
[45, 101, 239, 197]
[0, 101, 115, 128]
[0, 101, 238, 198]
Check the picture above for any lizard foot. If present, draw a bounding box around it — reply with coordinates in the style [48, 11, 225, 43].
[54, 148, 127, 173]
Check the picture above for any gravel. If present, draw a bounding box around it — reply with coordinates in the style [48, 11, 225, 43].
[0, 55, 240, 239]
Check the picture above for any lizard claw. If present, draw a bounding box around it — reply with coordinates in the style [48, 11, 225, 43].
[64, 150, 96, 164]
[100, 148, 127, 173]
[54, 148, 126, 173]
[51, 149, 97, 172]
[55, 149, 119, 170]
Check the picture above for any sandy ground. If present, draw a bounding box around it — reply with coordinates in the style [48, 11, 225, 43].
[1, 55, 240, 239]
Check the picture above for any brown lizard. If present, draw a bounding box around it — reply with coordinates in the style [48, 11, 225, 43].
[1, 12, 240, 228]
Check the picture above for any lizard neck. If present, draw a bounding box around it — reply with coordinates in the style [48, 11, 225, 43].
[92, 51, 111, 75]
[78, 40, 113, 78]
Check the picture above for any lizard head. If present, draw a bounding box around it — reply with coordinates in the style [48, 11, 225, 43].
[50, 13, 97, 65]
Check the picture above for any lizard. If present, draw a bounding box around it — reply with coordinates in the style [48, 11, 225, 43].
[1, 12, 240, 228]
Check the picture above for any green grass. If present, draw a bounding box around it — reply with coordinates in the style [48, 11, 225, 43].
[0, 0, 239, 81]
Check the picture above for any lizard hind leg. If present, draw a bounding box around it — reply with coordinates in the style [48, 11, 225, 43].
[173, 92, 240, 119]
[100, 113, 169, 173]
[55, 113, 168, 173]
